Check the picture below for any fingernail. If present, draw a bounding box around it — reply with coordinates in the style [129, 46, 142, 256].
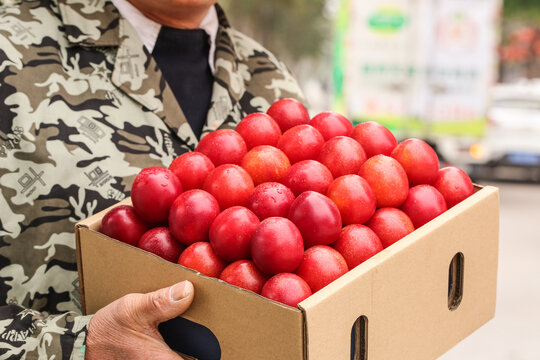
[170, 281, 193, 302]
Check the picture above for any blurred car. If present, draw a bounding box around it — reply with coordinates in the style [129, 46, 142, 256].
[436, 80, 540, 182]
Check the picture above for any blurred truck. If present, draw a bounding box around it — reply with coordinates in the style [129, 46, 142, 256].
[437, 80, 540, 181]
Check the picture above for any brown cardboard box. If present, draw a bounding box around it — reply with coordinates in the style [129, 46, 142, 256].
[75, 185, 499, 360]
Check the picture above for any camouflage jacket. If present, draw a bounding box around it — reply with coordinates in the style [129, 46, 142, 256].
[0, 0, 303, 358]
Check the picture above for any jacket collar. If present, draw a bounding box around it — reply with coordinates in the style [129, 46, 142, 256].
[58, 0, 120, 47]
[202, 4, 245, 133]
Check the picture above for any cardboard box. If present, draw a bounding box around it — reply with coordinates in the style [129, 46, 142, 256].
[75, 185, 499, 360]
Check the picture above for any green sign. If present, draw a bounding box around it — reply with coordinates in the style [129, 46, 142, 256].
[368, 7, 408, 33]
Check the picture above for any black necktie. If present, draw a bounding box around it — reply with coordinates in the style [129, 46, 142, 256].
[152, 27, 214, 139]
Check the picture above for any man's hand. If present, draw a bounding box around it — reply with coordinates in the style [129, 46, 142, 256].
[85, 280, 195, 360]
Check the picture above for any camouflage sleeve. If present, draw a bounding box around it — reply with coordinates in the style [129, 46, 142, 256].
[0, 304, 91, 360]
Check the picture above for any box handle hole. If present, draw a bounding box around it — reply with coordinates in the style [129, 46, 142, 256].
[350, 315, 368, 360]
[448, 252, 464, 310]
[159, 316, 221, 360]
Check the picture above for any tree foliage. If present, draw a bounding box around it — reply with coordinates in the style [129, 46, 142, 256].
[219, 0, 329, 65]
[503, 0, 540, 22]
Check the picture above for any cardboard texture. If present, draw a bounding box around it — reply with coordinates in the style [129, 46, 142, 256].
[76, 186, 499, 360]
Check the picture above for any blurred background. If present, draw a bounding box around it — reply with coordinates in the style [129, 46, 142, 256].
[221, 0, 540, 359]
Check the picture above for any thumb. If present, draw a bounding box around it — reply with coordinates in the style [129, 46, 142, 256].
[135, 280, 195, 326]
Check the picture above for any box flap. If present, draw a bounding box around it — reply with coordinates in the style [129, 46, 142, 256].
[298, 186, 499, 359]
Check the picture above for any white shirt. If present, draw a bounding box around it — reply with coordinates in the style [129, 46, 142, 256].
[112, 0, 219, 74]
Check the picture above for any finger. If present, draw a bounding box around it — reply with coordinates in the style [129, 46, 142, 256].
[137, 280, 195, 326]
